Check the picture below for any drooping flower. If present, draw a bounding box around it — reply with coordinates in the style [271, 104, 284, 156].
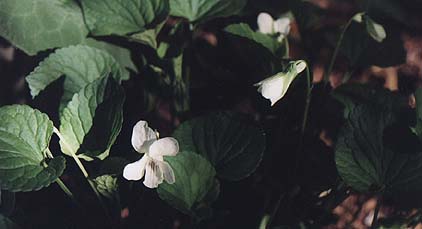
[257, 12, 291, 42]
[123, 120, 179, 188]
[255, 60, 307, 106]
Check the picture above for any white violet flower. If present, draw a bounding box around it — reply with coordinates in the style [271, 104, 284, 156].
[123, 120, 179, 188]
[257, 12, 291, 42]
[255, 60, 307, 106]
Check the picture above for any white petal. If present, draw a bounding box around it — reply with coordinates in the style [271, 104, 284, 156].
[274, 17, 291, 35]
[131, 120, 157, 153]
[256, 75, 285, 106]
[295, 60, 307, 74]
[352, 13, 364, 23]
[123, 156, 149, 181]
[143, 160, 163, 188]
[149, 137, 179, 159]
[157, 161, 175, 184]
[257, 12, 274, 34]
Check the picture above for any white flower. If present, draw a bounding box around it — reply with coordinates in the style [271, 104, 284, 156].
[123, 120, 179, 188]
[254, 60, 307, 106]
[257, 12, 291, 41]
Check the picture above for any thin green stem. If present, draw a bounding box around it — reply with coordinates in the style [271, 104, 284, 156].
[53, 127, 89, 178]
[56, 178, 78, 203]
[43, 149, 78, 205]
[267, 65, 312, 228]
[52, 127, 113, 225]
[323, 18, 354, 85]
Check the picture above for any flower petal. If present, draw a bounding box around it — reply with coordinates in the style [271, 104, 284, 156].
[149, 137, 179, 159]
[294, 60, 307, 74]
[274, 17, 291, 35]
[157, 161, 175, 184]
[143, 160, 163, 188]
[256, 74, 285, 106]
[132, 120, 157, 153]
[257, 12, 274, 34]
[123, 156, 149, 181]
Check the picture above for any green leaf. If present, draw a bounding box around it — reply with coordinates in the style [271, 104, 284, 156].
[0, 105, 66, 192]
[80, 0, 169, 36]
[26, 45, 129, 111]
[94, 175, 118, 199]
[83, 38, 138, 72]
[0, 214, 20, 229]
[224, 23, 287, 57]
[130, 22, 165, 49]
[59, 77, 125, 161]
[170, 0, 247, 23]
[157, 151, 218, 217]
[335, 104, 422, 194]
[0, 0, 88, 55]
[173, 111, 265, 181]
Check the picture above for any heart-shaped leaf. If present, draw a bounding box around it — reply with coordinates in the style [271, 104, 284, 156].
[80, 0, 169, 36]
[170, 0, 247, 24]
[173, 111, 265, 181]
[59, 77, 125, 161]
[0, 0, 88, 55]
[26, 45, 129, 112]
[157, 151, 219, 218]
[335, 104, 422, 195]
[0, 105, 66, 192]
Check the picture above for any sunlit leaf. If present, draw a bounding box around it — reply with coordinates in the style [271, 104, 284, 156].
[0, 105, 65, 192]
[26, 45, 129, 112]
[80, 0, 169, 36]
[59, 77, 125, 161]
[83, 38, 138, 72]
[170, 0, 247, 23]
[0, 0, 88, 55]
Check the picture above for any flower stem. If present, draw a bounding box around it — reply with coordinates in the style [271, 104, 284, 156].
[323, 17, 354, 85]
[267, 65, 312, 228]
[53, 127, 89, 177]
[56, 178, 78, 204]
[301, 66, 313, 134]
[52, 127, 112, 224]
